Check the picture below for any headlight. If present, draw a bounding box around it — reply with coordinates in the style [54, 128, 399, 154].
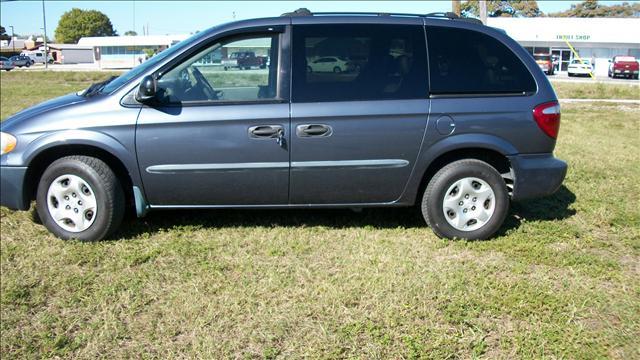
[0, 132, 17, 155]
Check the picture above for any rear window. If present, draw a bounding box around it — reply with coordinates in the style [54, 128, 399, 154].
[534, 54, 551, 61]
[292, 24, 428, 103]
[427, 26, 536, 95]
[615, 56, 636, 62]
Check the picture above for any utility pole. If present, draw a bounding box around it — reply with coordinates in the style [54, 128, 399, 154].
[9, 25, 15, 53]
[42, 0, 49, 69]
[452, 0, 461, 16]
[479, 0, 488, 25]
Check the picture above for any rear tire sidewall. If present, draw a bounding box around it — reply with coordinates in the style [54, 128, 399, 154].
[422, 160, 509, 240]
[36, 157, 123, 241]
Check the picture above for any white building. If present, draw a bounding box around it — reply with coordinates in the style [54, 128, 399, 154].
[77, 34, 190, 69]
[487, 17, 640, 76]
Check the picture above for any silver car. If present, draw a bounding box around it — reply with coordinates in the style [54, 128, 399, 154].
[0, 56, 15, 71]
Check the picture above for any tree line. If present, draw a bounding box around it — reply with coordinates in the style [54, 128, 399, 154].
[461, 0, 640, 18]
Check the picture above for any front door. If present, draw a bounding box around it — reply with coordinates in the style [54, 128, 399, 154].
[136, 30, 290, 206]
[289, 22, 429, 204]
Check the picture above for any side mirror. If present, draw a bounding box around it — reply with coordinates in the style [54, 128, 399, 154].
[135, 75, 157, 102]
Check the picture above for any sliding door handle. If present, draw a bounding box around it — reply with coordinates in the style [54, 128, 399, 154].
[296, 124, 332, 137]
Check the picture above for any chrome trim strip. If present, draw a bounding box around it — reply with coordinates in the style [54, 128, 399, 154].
[291, 159, 409, 169]
[146, 162, 289, 174]
[147, 159, 409, 173]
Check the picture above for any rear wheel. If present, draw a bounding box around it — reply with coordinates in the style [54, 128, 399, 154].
[421, 159, 509, 240]
[36, 156, 124, 241]
[333, 66, 341, 73]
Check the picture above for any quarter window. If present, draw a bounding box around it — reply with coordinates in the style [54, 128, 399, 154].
[292, 24, 428, 103]
[426, 26, 536, 95]
[156, 34, 279, 104]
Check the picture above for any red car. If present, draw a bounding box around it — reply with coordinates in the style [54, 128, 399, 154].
[608, 56, 639, 80]
[533, 53, 554, 75]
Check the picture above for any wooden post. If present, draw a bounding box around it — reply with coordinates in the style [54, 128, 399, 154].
[452, 0, 461, 16]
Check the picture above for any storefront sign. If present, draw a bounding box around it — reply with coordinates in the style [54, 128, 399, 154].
[556, 34, 591, 41]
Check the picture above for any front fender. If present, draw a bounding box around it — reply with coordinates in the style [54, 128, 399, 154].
[19, 129, 142, 187]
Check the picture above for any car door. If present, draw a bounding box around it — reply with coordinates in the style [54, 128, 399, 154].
[289, 21, 429, 204]
[136, 27, 291, 206]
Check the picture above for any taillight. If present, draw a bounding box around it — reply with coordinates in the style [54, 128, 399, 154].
[533, 101, 561, 139]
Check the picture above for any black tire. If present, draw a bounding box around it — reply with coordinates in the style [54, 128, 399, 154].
[333, 66, 341, 73]
[307, 66, 312, 73]
[36, 156, 125, 241]
[421, 159, 509, 240]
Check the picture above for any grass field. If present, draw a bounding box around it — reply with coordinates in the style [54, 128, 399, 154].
[1, 72, 639, 359]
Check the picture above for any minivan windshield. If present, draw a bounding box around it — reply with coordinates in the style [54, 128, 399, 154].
[98, 30, 211, 94]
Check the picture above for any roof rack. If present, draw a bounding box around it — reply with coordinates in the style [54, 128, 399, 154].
[281, 9, 484, 25]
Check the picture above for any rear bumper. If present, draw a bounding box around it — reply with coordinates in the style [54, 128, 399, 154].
[0, 166, 30, 210]
[508, 154, 567, 201]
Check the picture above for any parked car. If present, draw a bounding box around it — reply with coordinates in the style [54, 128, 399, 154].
[567, 59, 593, 77]
[533, 53, 554, 75]
[19, 51, 54, 64]
[0, 11, 567, 241]
[9, 55, 31, 68]
[0, 56, 14, 71]
[608, 55, 639, 79]
[307, 56, 349, 73]
[221, 51, 267, 70]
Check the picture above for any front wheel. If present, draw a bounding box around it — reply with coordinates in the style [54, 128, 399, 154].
[421, 159, 509, 240]
[36, 156, 125, 241]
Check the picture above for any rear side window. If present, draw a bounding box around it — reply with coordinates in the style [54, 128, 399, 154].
[292, 24, 428, 102]
[427, 26, 536, 95]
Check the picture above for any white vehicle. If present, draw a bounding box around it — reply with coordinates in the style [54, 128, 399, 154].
[20, 51, 54, 65]
[307, 56, 348, 73]
[567, 59, 593, 77]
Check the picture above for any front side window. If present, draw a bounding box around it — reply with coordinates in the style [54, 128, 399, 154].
[292, 24, 428, 103]
[427, 26, 536, 95]
[155, 34, 279, 104]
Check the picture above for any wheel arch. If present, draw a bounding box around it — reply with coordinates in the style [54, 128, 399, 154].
[22, 139, 139, 213]
[403, 134, 517, 205]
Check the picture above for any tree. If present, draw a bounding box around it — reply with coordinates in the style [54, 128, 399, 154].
[0, 26, 11, 41]
[549, 0, 640, 17]
[54, 8, 117, 44]
[461, 0, 542, 17]
[124, 30, 137, 36]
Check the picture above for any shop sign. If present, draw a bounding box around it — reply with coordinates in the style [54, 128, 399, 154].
[556, 34, 591, 41]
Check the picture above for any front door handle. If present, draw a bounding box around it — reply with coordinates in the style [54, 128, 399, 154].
[296, 124, 332, 137]
[249, 125, 283, 138]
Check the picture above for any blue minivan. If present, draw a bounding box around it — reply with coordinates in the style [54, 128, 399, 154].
[0, 11, 567, 241]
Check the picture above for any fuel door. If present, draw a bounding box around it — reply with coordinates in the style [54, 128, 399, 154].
[436, 115, 455, 135]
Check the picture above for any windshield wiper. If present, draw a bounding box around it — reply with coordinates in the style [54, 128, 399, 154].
[80, 76, 118, 97]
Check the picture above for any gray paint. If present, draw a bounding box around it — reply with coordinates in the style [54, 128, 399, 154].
[1, 14, 566, 213]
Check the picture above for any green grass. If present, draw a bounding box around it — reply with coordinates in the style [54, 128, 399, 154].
[551, 80, 640, 100]
[1, 72, 639, 358]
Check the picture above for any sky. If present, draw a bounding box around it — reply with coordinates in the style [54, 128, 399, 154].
[1, 1, 638, 39]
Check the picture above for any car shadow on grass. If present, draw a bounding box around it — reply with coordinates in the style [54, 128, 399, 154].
[497, 185, 577, 236]
[110, 185, 576, 241]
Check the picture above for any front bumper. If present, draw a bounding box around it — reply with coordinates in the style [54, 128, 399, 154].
[0, 166, 30, 210]
[508, 154, 567, 201]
